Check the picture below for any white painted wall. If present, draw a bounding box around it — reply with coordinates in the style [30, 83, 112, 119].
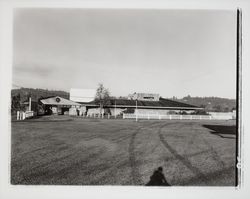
[69, 106, 86, 116]
[70, 88, 95, 103]
[110, 108, 126, 116]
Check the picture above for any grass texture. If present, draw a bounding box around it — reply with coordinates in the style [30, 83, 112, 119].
[11, 116, 236, 186]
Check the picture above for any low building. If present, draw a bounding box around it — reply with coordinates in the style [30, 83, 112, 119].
[68, 90, 203, 117]
[84, 97, 202, 117]
[39, 96, 81, 115]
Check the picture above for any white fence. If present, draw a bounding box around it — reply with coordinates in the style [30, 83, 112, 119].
[17, 111, 34, 120]
[122, 113, 233, 120]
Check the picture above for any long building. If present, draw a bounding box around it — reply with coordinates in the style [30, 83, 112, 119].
[84, 97, 202, 116]
[36, 91, 202, 116]
[71, 91, 202, 116]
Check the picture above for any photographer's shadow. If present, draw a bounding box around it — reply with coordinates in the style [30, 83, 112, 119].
[146, 167, 171, 186]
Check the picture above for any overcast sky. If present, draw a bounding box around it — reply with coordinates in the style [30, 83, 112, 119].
[13, 9, 237, 99]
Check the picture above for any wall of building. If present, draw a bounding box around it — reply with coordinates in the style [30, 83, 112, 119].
[110, 108, 126, 116]
[208, 111, 236, 119]
[87, 108, 104, 116]
[86, 107, 125, 116]
[70, 88, 95, 103]
[69, 106, 86, 116]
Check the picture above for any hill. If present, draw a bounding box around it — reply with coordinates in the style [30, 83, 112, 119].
[11, 87, 69, 102]
[171, 95, 236, 112]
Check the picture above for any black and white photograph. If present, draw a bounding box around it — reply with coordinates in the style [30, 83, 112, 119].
[10, 8, 239, 186]
[1, 0, 250, 198]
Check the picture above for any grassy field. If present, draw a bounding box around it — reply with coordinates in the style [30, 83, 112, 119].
[11, 116, 236, 186]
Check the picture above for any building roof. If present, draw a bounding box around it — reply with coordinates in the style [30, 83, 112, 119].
[40, 96, 80, 106]
[89, 97, 201, 110]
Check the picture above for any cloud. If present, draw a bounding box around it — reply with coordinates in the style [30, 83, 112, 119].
[13, 62, 54, 78]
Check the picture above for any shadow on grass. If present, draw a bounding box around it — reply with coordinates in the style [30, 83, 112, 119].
[12, 115, 75, 123]
[203, 125, 236, 139]
[145, 167, 171, 186]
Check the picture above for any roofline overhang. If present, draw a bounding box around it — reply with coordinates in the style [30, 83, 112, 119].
[85, 104, 202, 110]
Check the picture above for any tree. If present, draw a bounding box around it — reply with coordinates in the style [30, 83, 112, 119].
[213, 105, 223, 112]
[95, 83, 110, 115]
[11, 94, 23, 113]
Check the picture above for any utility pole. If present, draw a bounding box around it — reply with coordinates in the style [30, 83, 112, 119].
[29, 97, 31, 111]
[115, 100, 117, 119]
[136, 99, 138, 122]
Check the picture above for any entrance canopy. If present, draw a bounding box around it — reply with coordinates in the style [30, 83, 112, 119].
[40, 96, 80, 106]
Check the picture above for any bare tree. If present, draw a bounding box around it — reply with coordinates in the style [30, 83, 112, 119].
[95, 83, 110, 116]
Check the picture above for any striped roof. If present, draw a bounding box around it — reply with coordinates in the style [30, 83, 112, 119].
[89, 97, 201, 110]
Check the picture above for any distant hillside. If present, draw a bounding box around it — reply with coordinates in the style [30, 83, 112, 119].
[171, 95, 236, 112]
[11, 88, 69, 102]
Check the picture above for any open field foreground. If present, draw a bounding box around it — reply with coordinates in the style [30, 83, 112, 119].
[11, 116, 236, 186]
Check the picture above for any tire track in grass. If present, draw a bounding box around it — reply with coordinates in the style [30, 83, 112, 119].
[82, 121, 162, 185]
[200, 133, 226, 169]
[128, 122, 162, 185]
[128, 126, 144, 185]
[188, 123, 226, 172]
[15, 150, 103, 185]
[158, 123, 209, 184]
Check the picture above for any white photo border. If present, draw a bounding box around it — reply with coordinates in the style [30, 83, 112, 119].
[0, 0, 249, 199]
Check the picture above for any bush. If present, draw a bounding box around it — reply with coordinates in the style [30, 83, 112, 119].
[192, 110, 209, 115]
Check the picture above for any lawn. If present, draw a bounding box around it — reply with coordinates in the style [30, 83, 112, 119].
[11, 116, 236, 186]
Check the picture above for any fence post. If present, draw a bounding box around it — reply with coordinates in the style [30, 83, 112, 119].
[170, 115, 172, 120]
[148, 114, 149, 120]
[200, 115, 201, 120]
[123, 113, 124, 119]
[180, 115, 182, 120]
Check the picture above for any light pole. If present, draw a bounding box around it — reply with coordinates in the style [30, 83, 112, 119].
[115, 100, 116, 119]
[136, 99, 138, 122]
[100, 93, 104, 118]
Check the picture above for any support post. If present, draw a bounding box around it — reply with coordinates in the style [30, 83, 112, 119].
[29, 97, 31, 111]
[115, 100, 117, 119]
[136, 100, 138, 122]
